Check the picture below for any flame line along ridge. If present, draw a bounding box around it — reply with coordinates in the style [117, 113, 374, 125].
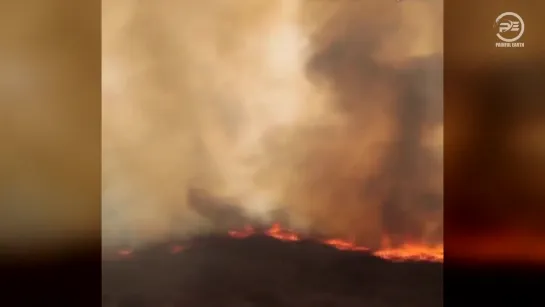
[111, 223, 443, 263]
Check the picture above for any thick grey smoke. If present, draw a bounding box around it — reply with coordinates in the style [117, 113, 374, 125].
[282, 0, 443, 247]
[102, 0, 443, 249]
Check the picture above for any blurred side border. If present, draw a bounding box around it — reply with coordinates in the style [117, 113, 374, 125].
[0, 0, 102, 306]
[444, 0, 545, 305]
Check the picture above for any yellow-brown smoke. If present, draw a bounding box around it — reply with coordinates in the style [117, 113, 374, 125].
[102, 0, 443, 249]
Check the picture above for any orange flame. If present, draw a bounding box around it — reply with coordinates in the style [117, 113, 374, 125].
[228, 223, 443, 263]
[265, 223, 300, 242]
[113, 223, 443, 263]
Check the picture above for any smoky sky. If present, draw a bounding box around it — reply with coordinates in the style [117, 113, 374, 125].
[101, 0, 443, 250]
[287, 0, 443, 246]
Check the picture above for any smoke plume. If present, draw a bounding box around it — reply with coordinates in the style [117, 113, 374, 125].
[102, 0, 443, 249]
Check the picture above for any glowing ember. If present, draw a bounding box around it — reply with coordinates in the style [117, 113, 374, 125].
[265, 223, 300, 241]
[117, 249, 133, 258]
[170, 245, 185, 254]
[228, 225, 256, 239]
[322, 239, 369, 251]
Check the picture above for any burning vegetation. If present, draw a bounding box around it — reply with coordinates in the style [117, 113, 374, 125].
[111, 223, 443, 263]
[101, 1, 445, 301]
[101, 0, 443, 256]
[229, 224, 443, 262]
[103, 222, 442, 307]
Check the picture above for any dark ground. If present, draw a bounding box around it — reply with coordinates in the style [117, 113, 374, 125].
[4, 235, 545, 306]
[101, 235, 443, 307]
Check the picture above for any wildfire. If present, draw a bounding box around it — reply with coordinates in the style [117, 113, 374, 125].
[114, 223, 443, 263]
[228, 223, 443, 263]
